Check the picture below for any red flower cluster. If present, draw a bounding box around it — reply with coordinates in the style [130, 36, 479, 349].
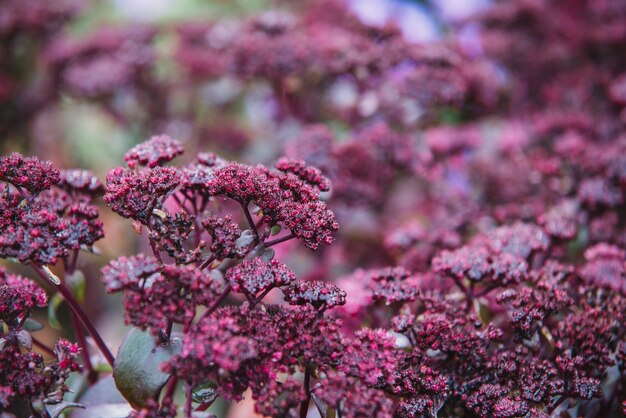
[226, 258, 296, 303]
[0, 267, 47, 324]
[102, 255, 223, 335]
[0, 153, 60, 195]
[0, 153, 104, 266]
[2, 0, 626, 416]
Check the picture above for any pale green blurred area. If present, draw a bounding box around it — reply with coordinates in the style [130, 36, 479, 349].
[73, 0, 270, 29]
[1, 0, 272, 157]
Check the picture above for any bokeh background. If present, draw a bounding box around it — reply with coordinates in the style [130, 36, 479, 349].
[3, 0, 626, 415]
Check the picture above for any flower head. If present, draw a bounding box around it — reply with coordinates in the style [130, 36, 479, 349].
[0, 191, 70, 265]
[122, 264, 223, 334]
[104, 166, 179, 222]
[148, 211, 203, 264]
[202, 214, 245, 260]
[226, 257, 296, 302]
[0, 153, 60, 194]
[0, 268, 48, 324]
[275, 157, 331, 192]
[124, 135, 184, 169]
[58, 169, 104, 197]
[283, 280, 346, 311]
[580, 243, 625, 294]
[101, 254, 161, 293]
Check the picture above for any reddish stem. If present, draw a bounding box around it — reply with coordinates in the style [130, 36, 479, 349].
[451, 275, 474, 312]
[197, 284, 232, 323]
[197, 255, 216, 271]
[299, 366, 312, 418]
[65, 250, 79, 275]
[163, 375, 179, 403]
[32, 265, 115, 367]
[265, 233, 296, 248]
[9, 182, 33, 201]
[475, 283, 500, 298]
[32, 336, 56, 356]
[149, 238, 164, 264]
[241, 202, 260, 240]
[64, 252, 97, 382]
[185, 385, 193, 418]
[69, 311, 97, 383]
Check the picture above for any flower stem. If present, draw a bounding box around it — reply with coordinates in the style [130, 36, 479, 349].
[69, 311, 98, 383]
[197, 255, 216, 271]
[241, 202, 259, 240]
[299, 366, 312, 418]
[197, 284, 231, 323]
[32, 265, 115, 367]
[64, 253, 97, 382]
[10, 182, 33, 201]
[185, 385, 193, 418]
[264, 232, 295, 247]
[450, 275, 474, 312]
[32, 336, 56, 357]
[163, 375, 179, 402]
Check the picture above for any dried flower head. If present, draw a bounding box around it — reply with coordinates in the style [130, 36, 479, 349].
[104, 166, 179, 222]
[148, 211, 203, 264]
[0, 336, 80, 409]
[0, 190, 70, 265]
[124, 135, 184, 169]
[0, 268, 48, 324]
[0, 152, 60, 195]
[202, 214, 244, 260]
[283, 280, 346, 311]
[101, 254, 161, 293]
[58, 169, 104, 197]
[226, 257, 296, 303]
[275, 157, 331, 192]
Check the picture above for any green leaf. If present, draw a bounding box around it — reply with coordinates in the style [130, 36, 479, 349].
[46, 401, 85, 418]
[438, 106, 462, 125]
[191, 413, 217, 418]
[113, 328, 181, 409]
[94, 363, 113, 373]
[23, 318, 44, 332]
[73, 376, 132, 418]
[48, 293, 65, 330]
[311, 393, 329, 418]
[235, 229, 255, 250]
[67, 271, 86, 303]
[16, 330, 32, 351]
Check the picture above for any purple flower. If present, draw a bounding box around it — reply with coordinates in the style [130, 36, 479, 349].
[0, 268, 48, 324]
[104, 166, 179, 222]
[124, 135, 184, 169]
[283, 280, 346, 311]
[226, 257, 296, 303]
[58, 169, 104, 197]
[0, 153, 60, 195]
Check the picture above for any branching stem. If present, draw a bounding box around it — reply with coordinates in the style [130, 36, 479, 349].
[32, 265, 115, 367]
[197, 284, 232, 323]
[265, 233, 295, 248]
[299, 366, 312, 418]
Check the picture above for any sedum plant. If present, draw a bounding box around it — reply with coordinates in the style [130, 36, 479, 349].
[1, 0, 626, 417]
